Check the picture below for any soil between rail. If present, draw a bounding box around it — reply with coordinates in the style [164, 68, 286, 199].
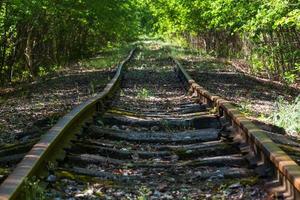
[42, 45, 270, 199]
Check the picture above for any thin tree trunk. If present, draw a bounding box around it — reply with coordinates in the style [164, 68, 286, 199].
[0, 2, 8, 82]
[25, 27, 35, 78]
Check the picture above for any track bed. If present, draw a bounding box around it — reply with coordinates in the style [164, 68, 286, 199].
[44, 48, 268, 199]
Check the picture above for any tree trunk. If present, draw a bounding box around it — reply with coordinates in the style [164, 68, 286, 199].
[25, 27, 35, 79]
[0, 2, 8, 83]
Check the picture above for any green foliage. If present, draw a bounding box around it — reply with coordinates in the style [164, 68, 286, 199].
[267, 96, 300, 135]
[283, 63, 300, 84]
[283, 71, 297, 84]
[137, 186, 151, 200]
[139, 0, 299, 83]
[81, 44, 133, 69]
[276, 9, 300, 28]
[137, 88, 152, 99]
[22, 177, 47, 200]
[238, 100, 253, 116]
[0, 0, 139, 84]
[0, 0, 299, 84]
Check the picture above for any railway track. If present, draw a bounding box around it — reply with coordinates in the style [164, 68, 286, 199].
[0, 46, 299, 199]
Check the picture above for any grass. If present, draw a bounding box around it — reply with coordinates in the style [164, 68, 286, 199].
[264, 96, 300, 136]
[237, 100, 254, 116]
[81, 43, 134, 69]
[137, 186, 151, 200]
[22, 177, 47, 200]
[168, 45, 204, 59]
[146, 39, 298, 137]
[166, 43, 231, 73]
[0, 167, 10, 176]
[191, 61, 230, 72]
[137, 88, 152, 100]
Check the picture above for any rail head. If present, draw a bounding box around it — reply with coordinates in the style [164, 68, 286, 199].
[0, 48, 136, 200]
[173, 57, 300, 197]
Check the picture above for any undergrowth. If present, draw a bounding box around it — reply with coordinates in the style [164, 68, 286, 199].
[81, 43, 133, 69]
[237, 100, 253, 116]
[137, 88, 152, 100]
[137, 186, 151, 200]
[265, 96, 300, 136]
[22, 177, 47, 200]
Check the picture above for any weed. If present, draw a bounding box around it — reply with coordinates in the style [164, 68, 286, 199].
[266, 96, 300, 136]
[0, 123, 4, 131]
[120, 89, 125, 97]
[38, 66, 49, 77]
[137, 186, 151, 200]
[182, 196, 193, 200]
[209, 107, 218, 114]
[47, 161, 56, 172]
[81, 44, 133, 69]
[49, 115, 59, 126]
[22, 177, 47, 200]
[161, 119, 173, 132]
[136, 52, 144, 60]
[137, 88, 152, 99]
[283, 71, 297, 84]
[237, 100, 253, 116]
[0, 167, 10, 175]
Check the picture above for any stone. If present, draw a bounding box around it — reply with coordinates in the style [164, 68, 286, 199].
[151, 126, 160, 131]
[84, 188, 94, 196]
[96, 120, 104, 127]
[47, 175, 57, 183]
[120, 125, 127, 130]
[161, 194, 173, 199]
[185, 150, 193, 154]
[64, 189, 71, 194]
[111, 125, 119, 130]
[114, 191, 124, 197]
[167, 177, 176, 182]
[20, 135, 31, 142]
[170, 155, 179, 162]
[229, 183, 241, 189]
[153, 190, 161, 197]
[223, 189, 231, 197]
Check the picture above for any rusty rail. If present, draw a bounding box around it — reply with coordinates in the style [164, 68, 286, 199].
[173, 58, 300, 199]
[0, 48, 136, 200]
[0, 49, 298, 199]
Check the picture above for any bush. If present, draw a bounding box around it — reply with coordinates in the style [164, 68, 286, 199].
[267, 96, 300, 136]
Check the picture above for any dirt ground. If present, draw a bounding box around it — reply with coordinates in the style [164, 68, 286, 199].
[175, 54, 299, 134]
[180, 58, 298, 114]
[0, 41, 298, 199]
[1, 42, 298, 146]
[0, 68, 114, 145]
[175, 51, 300, 165]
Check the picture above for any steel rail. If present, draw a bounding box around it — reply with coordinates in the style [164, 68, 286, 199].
[1, 49, 298, 199]
[173, 58, 300, 199]
[0, 48, 136, 200]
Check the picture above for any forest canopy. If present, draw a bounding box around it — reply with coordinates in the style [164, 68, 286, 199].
[0, 0, 138, 83]
[0, 0, 299, 84]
